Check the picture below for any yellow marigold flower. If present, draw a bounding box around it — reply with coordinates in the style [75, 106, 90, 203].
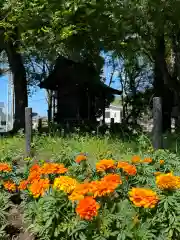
[29, 179, 50, 198]
[76, 196, 100, 221]
[75, 154, 87, 163]
[69, 191, 85, 201]
[117, 161, 137, 176]
[96, 159, 115, 172]
[3, 180, 16, 192]
[156, 173, 179, 190]
[176, 177, 180, 188]
[159, 160, 165, 165]
[129, 188, 159, 208]
[143, 157, 153, 163]
[0, 163, 12, 172]
[53, 176, 78, 193]
[131, 155, 141, 164]
[41, 163, 68, 174]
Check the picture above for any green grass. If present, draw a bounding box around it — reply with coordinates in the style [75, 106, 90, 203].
[0, 134, 140, 163]
[0, 133, 180, 163]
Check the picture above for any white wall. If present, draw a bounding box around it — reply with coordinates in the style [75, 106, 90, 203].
[97, 105, 122, 124]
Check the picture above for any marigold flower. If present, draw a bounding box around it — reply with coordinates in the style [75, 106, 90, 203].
[41, 163, 68, 174]
[117, 162, 137, 176]
[69, 182, 96, 201]
[156, 173, 179, 190]
[69, 191, 85, 201]
[18, 180, 29, 190]
[159, 160, 165, 165]
[3, 180, 16, 192]
[129, 188, 159, 208]
[90, 180, 119, 197]
[96, 159, 115, 172]
[131, 155, 141, 164]
[75, 154, 87, 163]
[143, 157, 152, 163]
[0, 163, 12, 172]
[53, 176, 78, 193]
[30, 164, 41, 173]
[28, 171, 41, 183]
[76, 196, 100, 220]
[117, 161, 130, 168]
[101, 174, 122, 185]
[29, 179, 49, 198]
[28, 164, 42, 183]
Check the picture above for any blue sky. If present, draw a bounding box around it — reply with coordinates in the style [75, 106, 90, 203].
[0, 61, 120, 117]
[0, 75, 48, 116]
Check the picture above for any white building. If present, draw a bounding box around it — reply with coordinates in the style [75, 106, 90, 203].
[97, 104, 123, 124]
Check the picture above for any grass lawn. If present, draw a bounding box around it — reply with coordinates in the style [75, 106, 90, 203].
[0, 134, 141, 163]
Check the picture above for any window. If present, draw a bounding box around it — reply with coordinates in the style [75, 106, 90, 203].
[105, 111, 110, 118]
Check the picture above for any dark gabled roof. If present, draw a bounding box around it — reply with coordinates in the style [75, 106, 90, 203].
[40, 55, 122, 95]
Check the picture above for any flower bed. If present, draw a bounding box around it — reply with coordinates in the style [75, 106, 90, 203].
[1, 151, 180, 239]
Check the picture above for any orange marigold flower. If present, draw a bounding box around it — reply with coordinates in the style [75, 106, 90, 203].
[53, 176, 78, 193]
[129, 188, 159, 208]
[156, 173, 178, 190]
[159, 160, 165, 165]
[96, 159, 115, 172]
[143, 157, 153, 163]
[69, 182, 96, 201]
[18, 180, 29, 190]
[76, 196, 100, 220]
[75, 154, 87, 163]
[131, 155, 141, 164]
[3, 180, 16, 192]
[117, 162, 137, 176]
[30, 164, 41, 173]
[29, 179, 49, 198]
[101, 174, 122, 185]
[28, 171, 41, 183]
[28, 164, 42, 183]
[117, 161, 129, 168]
[90, 180, 119, 197]
[0, 163, 12, 172]
[41, 163, 68, 174]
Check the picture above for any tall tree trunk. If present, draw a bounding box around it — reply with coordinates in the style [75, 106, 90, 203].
[4, 30, 28, 132]
[153, 35, 173, 133]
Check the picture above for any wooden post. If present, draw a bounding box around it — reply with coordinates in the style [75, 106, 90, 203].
[97, 120, 103, 136]
[110, 118, 114, 127]
[152, 97, 163, 150]
[25, 107, 32, 157]
[38, 118, 42, 133]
